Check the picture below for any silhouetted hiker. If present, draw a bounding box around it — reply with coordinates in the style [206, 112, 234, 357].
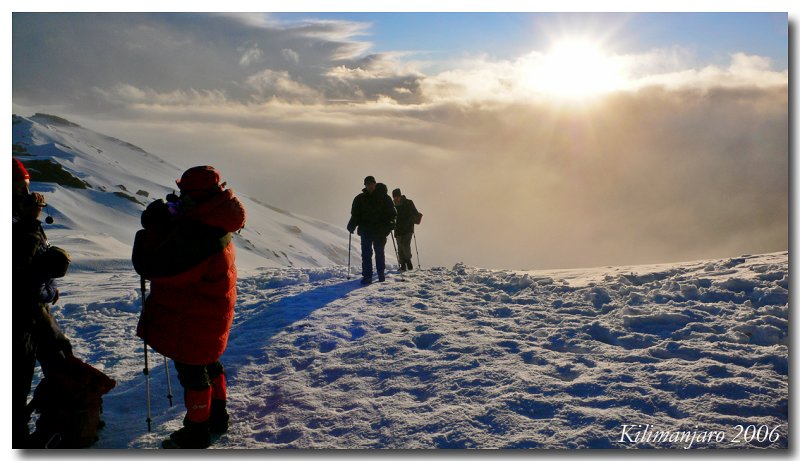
[347, 176, 396, 284]
[392, 188, 422, 271]
[12, 190, 72, 447]
[13, 161, 116, 448]
[134, 166, 246, 449]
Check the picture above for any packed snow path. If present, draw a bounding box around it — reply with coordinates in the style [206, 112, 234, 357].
[50, 252, 788, 449]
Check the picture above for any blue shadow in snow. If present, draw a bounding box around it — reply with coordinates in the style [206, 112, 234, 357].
[223, 278, 363, 377]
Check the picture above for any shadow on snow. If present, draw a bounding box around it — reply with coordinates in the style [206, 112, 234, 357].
[223, 278, 362, 381]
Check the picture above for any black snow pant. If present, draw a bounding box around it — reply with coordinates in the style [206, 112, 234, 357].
[13, 316, 67, 448]
[360, 233, 387, 279]
[395, 232, 413, 269]
[174, 360, 225, 391]
[13, 330, 37, 448]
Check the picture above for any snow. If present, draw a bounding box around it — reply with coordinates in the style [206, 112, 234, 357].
[46, 252, 787, 449]
[12, 115, 788, 450]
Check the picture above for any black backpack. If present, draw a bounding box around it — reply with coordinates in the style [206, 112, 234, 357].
[27, 356, 116, 448]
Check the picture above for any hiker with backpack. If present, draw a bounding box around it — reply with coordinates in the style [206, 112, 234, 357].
[133, 165, 246, 449]
[347, 176, 396, 284]
[12, 190, 73, 447]
[392, 188, 422, 271]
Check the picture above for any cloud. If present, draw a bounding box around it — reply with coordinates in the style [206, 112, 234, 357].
[62, 83, 786, 270]
[214, 13, 274, 29]
[286, 18, 373, 42]
[631, 52, 788, 91]
[245, 70, 322, 102]
[239, 44, 264, 66]
[12, 13, 410, 110]
[12, 13, 788, 269]
[13, 14, 786, 111]
[281, 48, 300, 64]
[93, 84, 229, 107]
[418, 49, 787, 103]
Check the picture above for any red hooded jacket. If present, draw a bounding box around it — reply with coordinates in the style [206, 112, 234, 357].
[135, 189, 246, 365]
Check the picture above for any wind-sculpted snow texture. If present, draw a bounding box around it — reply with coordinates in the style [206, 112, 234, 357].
[50, 252, 787, 449]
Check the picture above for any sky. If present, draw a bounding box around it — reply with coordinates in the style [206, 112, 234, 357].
[9, 5, 792, 271]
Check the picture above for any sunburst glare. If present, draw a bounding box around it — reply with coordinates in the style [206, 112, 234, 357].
[523, 37, 630, 102]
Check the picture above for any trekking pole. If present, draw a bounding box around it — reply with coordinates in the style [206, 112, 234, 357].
[347, 233, 352, 279]
[390, 231, 400, 268]
[144, 345, 152, 432]
[164, 356, 174, 407]
[413, 233, 422, 270]
[141, 277, 152, 432]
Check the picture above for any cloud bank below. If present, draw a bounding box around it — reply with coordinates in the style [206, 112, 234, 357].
[12, 13, 788, 269]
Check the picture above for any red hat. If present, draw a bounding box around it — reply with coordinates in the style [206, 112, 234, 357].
[176, 166, 221, 192]
[13, 158, 30, 181]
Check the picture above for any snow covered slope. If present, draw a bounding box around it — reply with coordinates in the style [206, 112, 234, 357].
[50, 252, 788, 449]
[13, 113, 355, 270]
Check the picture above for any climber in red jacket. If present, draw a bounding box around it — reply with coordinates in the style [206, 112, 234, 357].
[134, 165, 245, 449]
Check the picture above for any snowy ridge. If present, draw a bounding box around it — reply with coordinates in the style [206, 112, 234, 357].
[49, 252, 788, 449]
[12, 114, 357, 270]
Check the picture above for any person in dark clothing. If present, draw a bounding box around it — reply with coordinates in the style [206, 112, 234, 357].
[392, 188, 421, 271]
[13, 192, 72, 448]
[347, 176, 396, 284]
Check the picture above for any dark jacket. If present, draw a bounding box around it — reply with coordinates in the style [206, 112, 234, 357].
[13, 217, 70, 360]
[393, 196, 419, 236]
[134, 189, 246, 365]
[347, 183, 396, 237]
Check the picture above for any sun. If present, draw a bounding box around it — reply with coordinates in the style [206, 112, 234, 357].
[525, 37, 628, 102]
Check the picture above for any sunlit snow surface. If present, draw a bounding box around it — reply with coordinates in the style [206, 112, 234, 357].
[48, 252, 787, 449]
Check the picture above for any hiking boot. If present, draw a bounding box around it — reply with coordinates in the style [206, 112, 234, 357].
[378, 274, 386, 282]
[360, 276, 372, 285]
[162, 420, 210, 449]
[209, 399, 229, 434]
[407, 261, 413, 270]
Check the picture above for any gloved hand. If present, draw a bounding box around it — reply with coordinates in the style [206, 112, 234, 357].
[141, 199, 172, 229]
[54, 336, 73, 358]
[347, 223, 356, 234]
[39, 280, 59, 304]
[36, 330, 74, 375]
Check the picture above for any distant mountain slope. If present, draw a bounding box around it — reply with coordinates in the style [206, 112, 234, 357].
[12, 113, 357, 270]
